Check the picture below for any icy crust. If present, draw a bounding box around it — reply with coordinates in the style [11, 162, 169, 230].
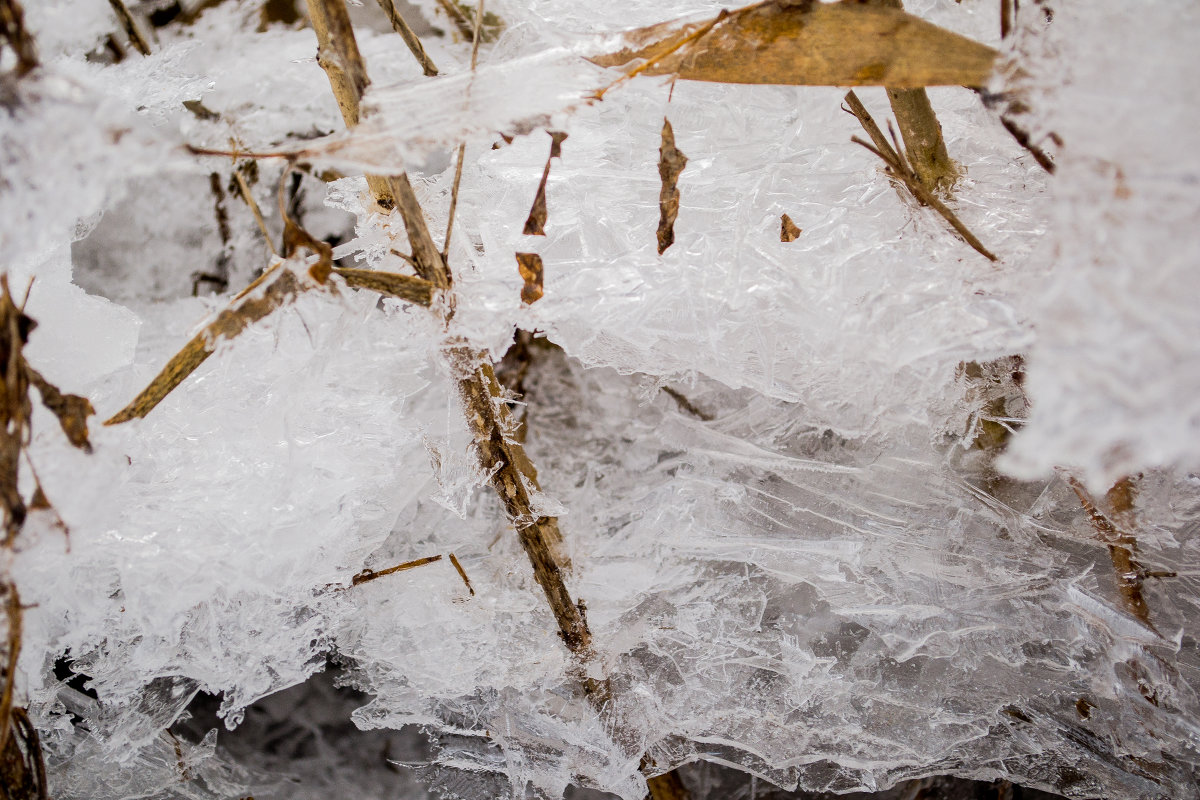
[3, 0, 1199, 798]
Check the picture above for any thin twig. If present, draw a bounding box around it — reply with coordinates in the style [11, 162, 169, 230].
[845, 91, 996, 261]
[234, 168, 279, 257]
[448, 552, 475, 595]
[352, 555, 442, 586]
[442, 0, 486, 260]
[108, 0, 151, 56]
[374, 0, 438, 76]
[1063, 473, 1157, 632]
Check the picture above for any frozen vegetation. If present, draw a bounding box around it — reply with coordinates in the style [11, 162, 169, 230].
[1, 0, 1198, 798]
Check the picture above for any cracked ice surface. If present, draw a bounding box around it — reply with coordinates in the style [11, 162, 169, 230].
[2, 0, 1199, 798]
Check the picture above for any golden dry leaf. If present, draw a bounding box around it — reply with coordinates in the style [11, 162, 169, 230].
[657, 118, 687, 255]
[590, 0, 997, 89]
[516, 252, 544, 304]
[780, 213, 802, 242]
[523, 131, 568, 236]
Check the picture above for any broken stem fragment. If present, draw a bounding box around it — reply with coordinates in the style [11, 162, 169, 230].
[352, 555, 442, 586]
[864, 0, 959, 193]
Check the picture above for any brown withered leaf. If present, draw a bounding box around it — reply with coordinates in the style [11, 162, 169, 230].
[590, 0, 997, 89]
[780, 213, 802, 242]
[26, 367, 94, 453]
[106, 262, 322, 425]
[523, 131, 568, 236]
[516, 253, 544, 304]
[657, 118, 687, 255]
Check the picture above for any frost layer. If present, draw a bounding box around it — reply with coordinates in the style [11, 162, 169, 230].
[1, 1, 1198, 799]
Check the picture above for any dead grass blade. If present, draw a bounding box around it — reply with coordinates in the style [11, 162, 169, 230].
[590, 0, 997, 89]
[515, 253, 544, 305]
[523, 131, 568, 236]
[105, 260, 327, 425]
[333, 267, 435, 305]
[656, 118, 687, 255]
[844, 91, 996, 262]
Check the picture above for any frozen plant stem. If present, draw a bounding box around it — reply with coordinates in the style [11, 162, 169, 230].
[844, 90, 996, 261]
[107, 0, 151, 56]
[305, 4, 687, 795]
[863, 0, 958, 193]
[374, 0, 438, 77]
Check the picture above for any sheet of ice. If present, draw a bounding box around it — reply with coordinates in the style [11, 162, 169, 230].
[2, 0, 1199, 798]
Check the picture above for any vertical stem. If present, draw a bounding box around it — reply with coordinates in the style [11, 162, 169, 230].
[304, 0, 449, 287]
[108, 0, 151, 56]
[864, 0, 959, 194]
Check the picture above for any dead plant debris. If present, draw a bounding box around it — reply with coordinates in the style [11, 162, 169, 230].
[516, 252, 545, 305]
[589, 0, 997, 89]
[523, 131, 568, 236]
[780, 213, 802, 242]
[843, 90, 996, 262]
[656, 118, 687, 255]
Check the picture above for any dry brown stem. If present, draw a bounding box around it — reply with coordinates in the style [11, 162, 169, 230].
[374, 0, 439, 77]
[108, 0, 151, 56]
[1065, 474, 1156, 631]
[105, 261, 328, 425]
[352, 555, 442, 586]
[332, 267, 435, 305]
[844, 91, 996, 261]
[862, 0, 959, 193]
[0, 0, 38, 77]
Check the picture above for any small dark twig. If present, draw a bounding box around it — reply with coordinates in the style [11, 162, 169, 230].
[352, 555, 442, 586]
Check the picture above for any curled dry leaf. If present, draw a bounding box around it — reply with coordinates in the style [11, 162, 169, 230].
[657, 118, 687, 255]
[590, 0, 997, 89]
[780, 213, 802, 242]
[523, 131, 568, 236]
[516, 253, 545, 305]
[26, 368, 95, 453]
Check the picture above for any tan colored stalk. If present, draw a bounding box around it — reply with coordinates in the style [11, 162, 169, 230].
[865, 0, 958, 193]
[305, 4, 687, 794]
[374, 0, 439, 76]
[844, 90, 996, 261]
[304, 0, 448, 288]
